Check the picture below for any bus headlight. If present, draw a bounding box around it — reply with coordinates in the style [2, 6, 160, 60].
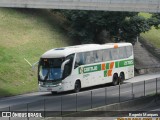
[39, 82, 43, 85]
[58, 83, 62, 86]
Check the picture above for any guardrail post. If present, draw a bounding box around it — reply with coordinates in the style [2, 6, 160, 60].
[76, 93, 77, 112]
[9, 106, 10, 120]
[91, 91, 92, 109]
[132, 83, 134, 99]
[156, 78, 158, 96]
[105, 87, 107, 105]
[61, 96, 62, 116]
[144, 81, 145, 96]
[44, 99, 45, 118]
[27, 103, 29, 120]
[119, 84, 120, 102]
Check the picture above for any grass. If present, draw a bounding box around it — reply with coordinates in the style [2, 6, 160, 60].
[139, 12, 160, 48]
[141, 27, 160, 48]
[138, 12, 152, 19]
[0, 8, 73, 97]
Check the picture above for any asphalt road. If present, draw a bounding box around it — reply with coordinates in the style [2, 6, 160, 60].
[0, 72, 160, 119]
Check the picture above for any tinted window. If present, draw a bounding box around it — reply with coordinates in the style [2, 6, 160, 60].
[103, 49, 111, 61]
[96, 50, 103, 63]
[126, 46, 133, 58]
[38, 58, 64, 81]
[118, 47, 127, 59]
[74, 45, 132, 68]
[74, 52, 85, 68]
[111, 48, 119, 60]
[84, 52, 91, 64]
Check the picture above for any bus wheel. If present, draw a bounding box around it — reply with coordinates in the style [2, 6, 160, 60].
[112, 74, 118, 86]
[119, 72, 125, 84]
[74, 81, 81, 93]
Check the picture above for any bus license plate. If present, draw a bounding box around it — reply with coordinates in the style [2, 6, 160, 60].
[47, 88, 52, 91]
[46, 83, 53, 85]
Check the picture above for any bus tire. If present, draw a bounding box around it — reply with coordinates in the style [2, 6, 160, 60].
[112, 73, 118, 86]
[119, 72, 125, 84]
[74, 80, 81, 93]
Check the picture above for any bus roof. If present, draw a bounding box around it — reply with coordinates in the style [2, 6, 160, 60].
[41, 43, 132, 58]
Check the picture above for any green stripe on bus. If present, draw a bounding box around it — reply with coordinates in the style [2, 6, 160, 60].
[78, 59, 134, 74]
[79, 64, 101, 74]
[115, 61, 119, 68]
[119, 59, 134, 67]
[106, 63, 110, 69]
[104, 70, 107, 77]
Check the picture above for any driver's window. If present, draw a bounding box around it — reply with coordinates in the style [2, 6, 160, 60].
[63, 54, 75, 78]
[74, 52, 85, 69]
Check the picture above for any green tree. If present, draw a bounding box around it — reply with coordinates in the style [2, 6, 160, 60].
[55, 10, 153, 44]
[121, 15, 151, 43]
[149, 13, 160, 29]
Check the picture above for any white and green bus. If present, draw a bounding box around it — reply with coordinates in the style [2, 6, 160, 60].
[38, 43, 134, 93]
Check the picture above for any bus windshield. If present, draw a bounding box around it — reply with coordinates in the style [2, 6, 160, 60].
[38, 58, 64, 81]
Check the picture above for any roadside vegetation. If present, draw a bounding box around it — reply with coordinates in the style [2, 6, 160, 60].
[140, 13, 160, 48]
[0, 8, 72, 97]
[53, 10, 160, 46]
[141, 27, 160, 48]
[0, 8, 159, 97]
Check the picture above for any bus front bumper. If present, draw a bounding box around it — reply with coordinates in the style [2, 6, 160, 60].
[39, 84, 64, 92]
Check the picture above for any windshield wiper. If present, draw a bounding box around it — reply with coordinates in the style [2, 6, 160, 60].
[44, 68, 50, 81]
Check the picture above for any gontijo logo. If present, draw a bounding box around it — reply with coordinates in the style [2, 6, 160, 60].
[79, 64, 101, 74]
[83, 66, 98, 72]
[79, 67, 83, 74]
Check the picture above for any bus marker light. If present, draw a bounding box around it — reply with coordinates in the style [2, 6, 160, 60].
[114, 44, 118, 48]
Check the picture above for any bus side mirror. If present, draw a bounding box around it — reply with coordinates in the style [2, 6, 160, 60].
[24, 58, 39, 71]
[61, 59, 70, 79]
[61, 59, 70, 72]
[74, 62, 79, 69]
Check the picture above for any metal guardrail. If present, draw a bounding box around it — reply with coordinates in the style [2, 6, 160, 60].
[0, 0, 160, 13]
[135, 65, 160, 70]
[0, 77, 160, 119]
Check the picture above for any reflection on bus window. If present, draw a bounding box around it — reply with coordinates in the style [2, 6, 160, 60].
[103, 49, 112, 61]
[118, 47, 127, 59]
[74, 45, 132, 68]
[38, 58, 64, 81]
[111, 48, 119, 60]
[96, 50, 103, 62]
[75, 52, 85, 68]
[126, 46, 132, 58]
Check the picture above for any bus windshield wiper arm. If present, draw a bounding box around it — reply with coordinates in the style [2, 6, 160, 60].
[44, 68, 50, 81]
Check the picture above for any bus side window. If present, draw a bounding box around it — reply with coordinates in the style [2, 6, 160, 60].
[84, 52, 90, 64]
[86, 51, 97, 64]
[90, 51, 96, 64]
[74, 53, 85, 69]
[96, 50, 103, 63]
[118, 47, 127, 59]
[103, 49, 111, 61]
[126, 46, 132, 58]
[111, 48, 118, 60]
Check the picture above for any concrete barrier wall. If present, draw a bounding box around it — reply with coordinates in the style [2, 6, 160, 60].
[0, 0, 160, 13]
